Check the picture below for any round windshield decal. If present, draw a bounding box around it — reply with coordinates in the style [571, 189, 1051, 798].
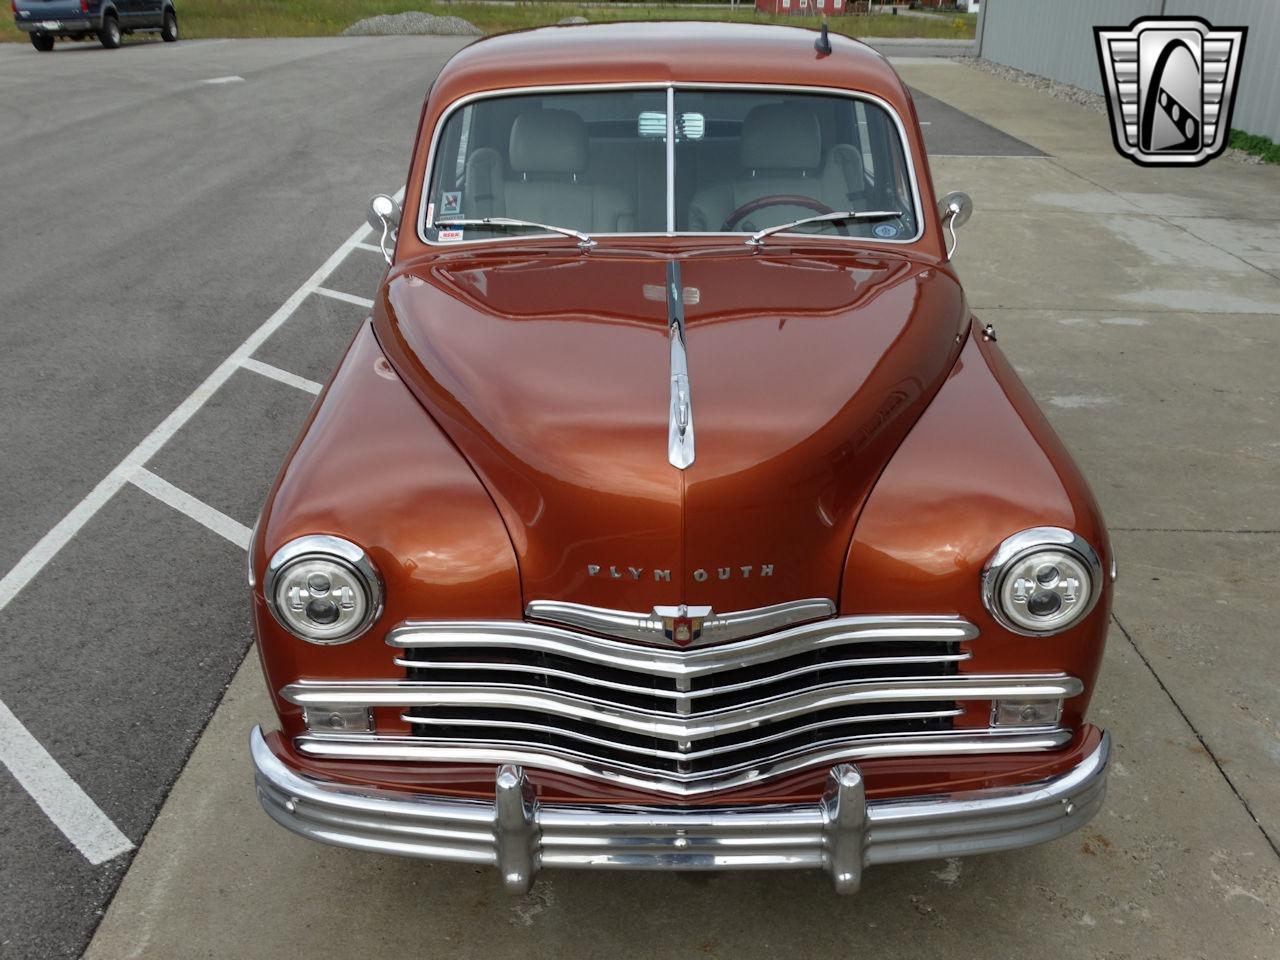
[873, 223, 900, 239]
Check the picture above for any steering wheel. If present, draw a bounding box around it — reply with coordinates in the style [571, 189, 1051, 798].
[720, 195, 848, 235]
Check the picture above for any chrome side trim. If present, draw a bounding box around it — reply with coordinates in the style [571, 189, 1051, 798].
[252, 726, 1109, 891]
[666, 259, 695, 470]
[524, 597, 835, 646]
[387, 613, 975, 679]
[416, 82, 926, 249]
[292, 727, 1073, 797]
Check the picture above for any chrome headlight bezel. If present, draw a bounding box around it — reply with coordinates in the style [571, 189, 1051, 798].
[981, 527, 1104, 637]
[263, 535, 383, 645]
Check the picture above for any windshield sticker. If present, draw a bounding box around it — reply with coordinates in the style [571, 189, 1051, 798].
[873, 223, 900, 239]
[425, 202, 435, 227]
[437, 228, 464, 242]
[440, 191, 462, 218]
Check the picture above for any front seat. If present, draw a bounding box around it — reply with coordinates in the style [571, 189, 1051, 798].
[461, 109, 635, 235]
[688, 104, 838, 233]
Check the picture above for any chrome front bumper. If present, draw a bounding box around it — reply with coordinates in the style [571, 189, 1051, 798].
[251, 726, 1110, 894]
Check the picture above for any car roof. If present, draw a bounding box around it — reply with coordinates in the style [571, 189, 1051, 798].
[429, 22, 910, 108]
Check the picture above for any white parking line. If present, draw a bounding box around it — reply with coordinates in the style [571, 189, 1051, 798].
[241, 357, 323, 395]
[130, 469, 251, 549]
[0, 186, 403, 863]
[0, 700, 133, 865]
[314, 287, 375, 310]
[202, 75, 245, 85]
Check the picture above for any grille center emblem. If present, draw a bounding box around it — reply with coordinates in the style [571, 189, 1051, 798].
[652, 604, 713, 647]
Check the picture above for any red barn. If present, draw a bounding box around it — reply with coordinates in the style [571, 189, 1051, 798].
[755, 0, 849, 15]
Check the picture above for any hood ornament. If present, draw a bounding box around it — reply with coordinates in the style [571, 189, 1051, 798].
[666, 261, 695, 470]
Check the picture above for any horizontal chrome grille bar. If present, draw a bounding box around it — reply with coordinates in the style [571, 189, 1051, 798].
[293, 727, 1074, 796]
[283, 675, 1081, 743]
[386, 614, 979, 680]
[390, 650, 972, 702]
[397, 707, 966, 762]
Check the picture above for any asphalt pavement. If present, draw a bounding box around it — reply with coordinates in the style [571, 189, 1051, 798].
[0, 35, 469, 960]
[0, 33, 1277, 960]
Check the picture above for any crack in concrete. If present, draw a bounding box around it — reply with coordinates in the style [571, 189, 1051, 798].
[1111, 612, 1280, 862]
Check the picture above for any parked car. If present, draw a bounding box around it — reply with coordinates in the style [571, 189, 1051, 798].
[12, 0, 178, 51]
[248, 22, 1113, 894]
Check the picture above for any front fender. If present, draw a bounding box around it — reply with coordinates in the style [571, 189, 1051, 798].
[842, 325, 1112, 728]
[250, 322, 521, 738]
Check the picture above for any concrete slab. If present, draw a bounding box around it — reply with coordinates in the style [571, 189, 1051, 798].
[983, 307, 1280, 532]
[897, 61, 1119, 160]
[953, 208, 1279, 313]
[928, 156, 1143, 214]
[83, 630, 1280, 960]
[1112, 530, 1280, 846]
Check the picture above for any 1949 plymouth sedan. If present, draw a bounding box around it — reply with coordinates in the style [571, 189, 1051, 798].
[248, 22, 1113, 894]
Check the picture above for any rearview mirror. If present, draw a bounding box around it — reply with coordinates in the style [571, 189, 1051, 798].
[937, 191, 972, 260]
[637, 111, 705, 141]
[367, 194, 401, 264]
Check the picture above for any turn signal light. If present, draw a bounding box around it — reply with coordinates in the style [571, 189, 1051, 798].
[303, 706, 373, 734]
[992, 699, 1062, 727]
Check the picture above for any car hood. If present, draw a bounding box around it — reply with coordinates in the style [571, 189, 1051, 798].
[375, 245, 966, 616]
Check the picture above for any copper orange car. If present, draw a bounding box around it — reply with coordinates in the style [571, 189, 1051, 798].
[248, 22, 1113, 894]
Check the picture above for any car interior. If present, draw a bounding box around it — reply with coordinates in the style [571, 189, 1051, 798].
[428, 88, 918, 241]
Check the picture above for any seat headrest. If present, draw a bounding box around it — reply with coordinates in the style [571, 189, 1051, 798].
[740, 104, 822, 171]
[509, 109, 588, 175]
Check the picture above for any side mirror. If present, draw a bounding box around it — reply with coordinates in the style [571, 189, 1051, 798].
[937, 191, 972, 261]
[367, 194, 402, 264]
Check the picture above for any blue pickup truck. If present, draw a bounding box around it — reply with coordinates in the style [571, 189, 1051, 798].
[13, 0, 178, 51]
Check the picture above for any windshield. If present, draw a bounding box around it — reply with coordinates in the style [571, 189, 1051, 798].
[422, 87, 919, 244]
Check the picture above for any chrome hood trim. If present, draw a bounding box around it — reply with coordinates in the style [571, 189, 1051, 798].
[666, 260, 695, 469]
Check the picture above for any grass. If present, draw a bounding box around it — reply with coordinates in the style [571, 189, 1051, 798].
[1228, 129, 1280, 165]
[2, 2, 976, 43]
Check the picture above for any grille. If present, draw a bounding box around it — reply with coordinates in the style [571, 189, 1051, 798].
[389, 613, 975, 778]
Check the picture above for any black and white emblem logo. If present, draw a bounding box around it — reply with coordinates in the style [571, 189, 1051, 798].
[1094, 17, 1247, 167]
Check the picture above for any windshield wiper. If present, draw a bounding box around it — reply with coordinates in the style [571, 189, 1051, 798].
[746, 210, 904, 247]
[434, 217, 596, 251]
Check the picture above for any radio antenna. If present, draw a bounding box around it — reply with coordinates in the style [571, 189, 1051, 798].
[815, 17, 832, 55]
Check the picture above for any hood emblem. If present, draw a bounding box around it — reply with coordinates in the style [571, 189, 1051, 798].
[653, 604, 713, 647]
[666, 260, 695, 470]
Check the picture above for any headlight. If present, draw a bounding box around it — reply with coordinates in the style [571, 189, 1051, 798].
[982, 527, 1103, 636]
[263, 535, 383, 644]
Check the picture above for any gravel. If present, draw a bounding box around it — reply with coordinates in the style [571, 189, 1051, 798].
[957, 56, 1262, 164]
[343, 12, 483, 36]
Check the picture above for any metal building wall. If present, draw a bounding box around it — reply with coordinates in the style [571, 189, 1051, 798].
[977, 0, 1279, 141]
